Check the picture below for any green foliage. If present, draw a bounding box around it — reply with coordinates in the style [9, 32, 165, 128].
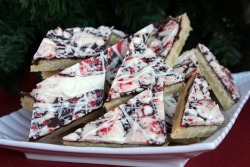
[0, 0, 249, 91]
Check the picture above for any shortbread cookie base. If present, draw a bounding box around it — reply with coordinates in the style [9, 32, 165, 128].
[194, 49, 235, 110]
[31, 58, 83, 72]
[104, 94, 134, 111]
[108, 32, 125, 46]
[41, 70, 61, 79]
[168, 134, 202, 145]
[165, 13, 192, 66]
[20, 95, 35, 111]
[29, 108, 106, 144]
[164, 82, 185, 96]
[171, 74, 219, 139]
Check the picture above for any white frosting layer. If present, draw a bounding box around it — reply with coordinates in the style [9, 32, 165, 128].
[35, 74, 105, 103]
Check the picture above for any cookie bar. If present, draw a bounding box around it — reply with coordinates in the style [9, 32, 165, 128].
[31, 26, 125, 74]
[20, 90, 35, 111]
[194, 44, 240, 110]
[171, 73, 224, 139]
[29, 55, 106, 142]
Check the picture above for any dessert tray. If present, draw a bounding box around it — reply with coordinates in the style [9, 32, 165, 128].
[0, 71, 250, 167]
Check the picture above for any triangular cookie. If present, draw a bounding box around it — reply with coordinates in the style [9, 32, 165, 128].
[171, 73, 224, 139]
[194, 44, 240, 110]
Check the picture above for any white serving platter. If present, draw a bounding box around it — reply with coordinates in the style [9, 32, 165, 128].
[0, 72, 250, 167]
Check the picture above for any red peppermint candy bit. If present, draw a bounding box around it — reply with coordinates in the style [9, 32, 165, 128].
[47, 53, 53, 59]
[118, 81, 133, 91]
[125, 56, 132, 61]
[197, 101, 203, 105]
[99, 124, 113, 134]
[130, 68, 135, 73]
[116, 40, 124, 54]
[98, 65, 104, 71]
[167, 20, 176, 27]
[31, 124, 38, 130]
[191, 68, 197, 75]
[150, 121, 164, 134]
[70, 97, 78, 103]
[43, 120, 48, 125]
[163, 39, 173, 49]
[34, 112, 42, 118]
[108, 48, 113, 57]
[188, 118, 193, 123]
[84, 59, 92, 65]
[141, 58, 147, 62]
[90, 101, 96, 107]
[127, 81, 133, 85]
[118, 78, 124, 81]
[79, 66, 84, 72]
[94, 57, 101, 65]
